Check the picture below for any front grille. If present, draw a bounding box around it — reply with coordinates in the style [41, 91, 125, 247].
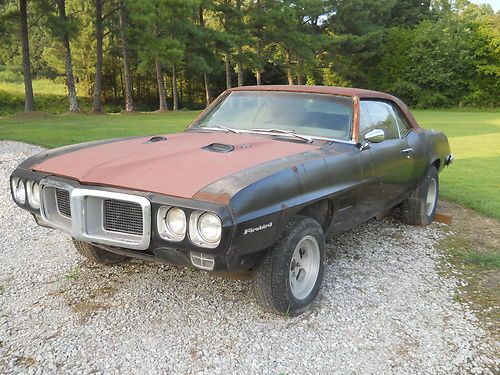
[103, 199, 143, 235]
[55, 188, 71, 218]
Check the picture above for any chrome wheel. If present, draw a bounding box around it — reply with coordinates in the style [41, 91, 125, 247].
[289, 235, 320, 300]
[426, 177, 437, 216]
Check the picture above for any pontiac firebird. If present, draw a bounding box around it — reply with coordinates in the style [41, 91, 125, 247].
[10, 85, 453, 315]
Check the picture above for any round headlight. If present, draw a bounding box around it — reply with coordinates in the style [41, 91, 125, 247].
[27, 181, 40, 209]
[166, 207, 187, 237]
[11, 178, 26, 204]
[197, 212, 222, 243]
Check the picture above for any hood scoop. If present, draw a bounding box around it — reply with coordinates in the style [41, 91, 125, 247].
[202, 143, 235, 153]
[145, 136, 168, 144]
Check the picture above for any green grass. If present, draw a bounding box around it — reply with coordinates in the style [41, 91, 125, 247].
[0, 79, 113, 116]
[439, 236, 500, 270]
[0, 79, 73, 97]
[0, 111, 199, 148]
[0, 106, 498, 219]
[413, 110, 500, 219]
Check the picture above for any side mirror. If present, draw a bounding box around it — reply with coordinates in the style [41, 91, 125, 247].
[359, 129, 385, 150]
[364, 129, 385, 143]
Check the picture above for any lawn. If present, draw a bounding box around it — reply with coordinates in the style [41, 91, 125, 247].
[413, 110, 500, 219]
[0, 109, 498, 219]
[0, 111, 199, 148]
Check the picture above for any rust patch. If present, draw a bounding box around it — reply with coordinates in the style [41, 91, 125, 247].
[192, 191, 231, 204]
[352, 96, 360, 142]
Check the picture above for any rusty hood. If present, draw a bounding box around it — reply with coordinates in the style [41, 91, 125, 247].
[32, 131, 320, 199]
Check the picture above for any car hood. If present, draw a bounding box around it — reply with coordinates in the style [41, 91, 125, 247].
[32, 131, 320, 200]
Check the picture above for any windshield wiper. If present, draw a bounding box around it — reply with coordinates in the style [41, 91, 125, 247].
[208, 125, 240, 133]
[248, 128, 313, 143]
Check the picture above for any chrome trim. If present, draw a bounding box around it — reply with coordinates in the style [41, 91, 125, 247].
[445, 153, 454, 166]
[190, 252, 215, 271]
[39, 179, 151, 250]
[197, 128, 356, 145]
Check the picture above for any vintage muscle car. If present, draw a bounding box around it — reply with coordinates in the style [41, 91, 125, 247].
[10, 85, 453, 315]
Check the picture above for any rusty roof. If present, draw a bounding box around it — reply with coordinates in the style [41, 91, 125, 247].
[229, 85, 398, 100]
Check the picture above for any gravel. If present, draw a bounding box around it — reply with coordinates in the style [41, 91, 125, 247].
[0, 140, 498, 375]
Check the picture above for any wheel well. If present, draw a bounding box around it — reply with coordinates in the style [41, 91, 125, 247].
[432, 159, 441, 171]
[296, 199, 333, 231]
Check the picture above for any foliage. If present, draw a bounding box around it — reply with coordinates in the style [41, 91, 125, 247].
[0, 0, 498, 110]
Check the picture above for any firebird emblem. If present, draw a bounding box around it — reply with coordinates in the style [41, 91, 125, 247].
[244, 222, 273, 235]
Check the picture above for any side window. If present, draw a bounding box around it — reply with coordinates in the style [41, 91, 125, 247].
[391, 104, 412, 137]
[359, 101, 400, 140]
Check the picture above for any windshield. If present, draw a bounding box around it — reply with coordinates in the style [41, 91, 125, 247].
[191, 91, 353, 141]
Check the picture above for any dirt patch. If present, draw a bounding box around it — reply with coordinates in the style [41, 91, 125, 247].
[437, 200, 500, 340]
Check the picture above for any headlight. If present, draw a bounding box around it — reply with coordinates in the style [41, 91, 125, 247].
[157, 206, 186, 241]
[11, 178, 26, 204]
[189, 211, 222, 248]
[198, 213, 222, 243]
[27, 180, 40, 209]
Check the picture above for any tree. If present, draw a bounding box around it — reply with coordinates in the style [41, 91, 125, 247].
[119, 0, 134, 111]
[52, 0, 79, 112]
[92, 0, 104, 112]
[19, 0, 34, 111]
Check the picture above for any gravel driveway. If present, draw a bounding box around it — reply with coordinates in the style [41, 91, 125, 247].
[0, 141, 497, 374]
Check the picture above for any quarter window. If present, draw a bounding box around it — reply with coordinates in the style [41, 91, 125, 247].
[392, 104, 412, 137]
[359, 101, 400, 140]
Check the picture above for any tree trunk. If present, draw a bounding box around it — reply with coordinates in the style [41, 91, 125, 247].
[92, 0, 103, 113]
[287, 68, 294, 85]
[237, 62, 244, 87]
[155, 59, 168, 111]
[297, 75, 304, 85]
[172, 65, 179, 111]
[203, 72, 212, 108]
[255, 70, 262, 85]
[237, 46, 244, 86]
[57, 0, 79, 112]
[225, 52, 232, 89]
[119, 0, 134, 112]
[19, 0, 34, 112]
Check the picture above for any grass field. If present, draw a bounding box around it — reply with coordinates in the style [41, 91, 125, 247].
[0, 108, 498, 219]
[413, 110, 500, 219]
[0, 79, 95, 116]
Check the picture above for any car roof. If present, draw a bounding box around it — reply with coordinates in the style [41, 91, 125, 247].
[229, 85, 398, 101]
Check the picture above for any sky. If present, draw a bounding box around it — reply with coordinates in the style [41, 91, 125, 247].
[471, 0, 500, 11]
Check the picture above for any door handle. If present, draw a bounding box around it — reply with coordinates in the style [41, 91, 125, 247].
[401, 148, 413, 158]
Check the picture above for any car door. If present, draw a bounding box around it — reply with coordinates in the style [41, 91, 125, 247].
[358, 100, 417, 213]
[391, 103, 427, 187]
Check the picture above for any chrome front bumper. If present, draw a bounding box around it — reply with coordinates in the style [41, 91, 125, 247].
[39, 178, 151, 250]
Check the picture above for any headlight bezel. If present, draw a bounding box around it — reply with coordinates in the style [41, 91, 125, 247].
[11, 177, 26, 205]
[189, 211, 222, 249]
[26, 180, 41, 209]
[156, 206, 187, 242]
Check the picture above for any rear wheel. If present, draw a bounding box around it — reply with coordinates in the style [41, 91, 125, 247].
[252, 216, 325, 315]
[401, 166, 439, 225]
[72, 239, 128, 265]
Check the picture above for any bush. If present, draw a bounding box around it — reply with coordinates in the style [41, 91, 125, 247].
[0, 68, 23, 83]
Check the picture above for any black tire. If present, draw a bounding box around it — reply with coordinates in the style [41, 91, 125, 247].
[252, 215, 325, 316]
[72, 239, 128, 265]
[401, 166, 439, 225]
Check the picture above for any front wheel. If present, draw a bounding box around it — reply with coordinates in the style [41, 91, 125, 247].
[252, 216, 325, 315]
[401, 166, 439, 225]
[72, 239, 128, 265]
